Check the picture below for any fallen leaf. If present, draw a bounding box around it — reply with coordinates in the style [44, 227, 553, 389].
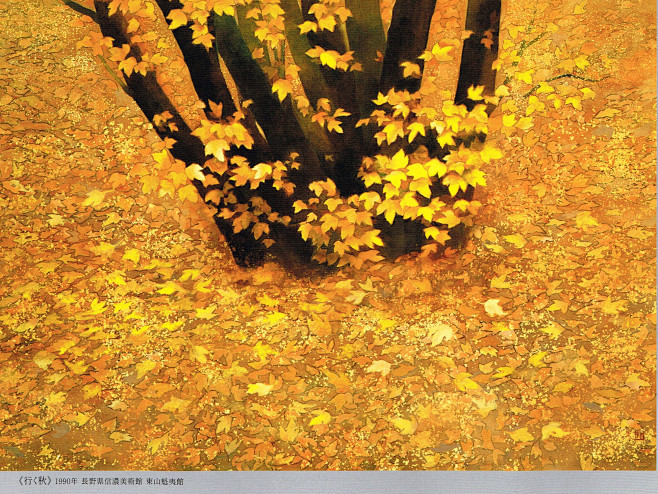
[484, 299, 506, 316]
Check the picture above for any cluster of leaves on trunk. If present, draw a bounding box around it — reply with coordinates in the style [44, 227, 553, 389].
[82, 0, 503, 267]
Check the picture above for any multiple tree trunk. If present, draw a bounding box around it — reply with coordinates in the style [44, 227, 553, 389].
[90, 0, 500, 266]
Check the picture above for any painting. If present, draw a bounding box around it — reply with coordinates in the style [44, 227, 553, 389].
[0, 0, 654, 480]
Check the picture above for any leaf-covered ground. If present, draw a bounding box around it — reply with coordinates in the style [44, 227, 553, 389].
[0, 0, 655, 470]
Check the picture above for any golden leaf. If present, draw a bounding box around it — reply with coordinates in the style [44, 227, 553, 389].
[190, 345, 210, 364]
[109, 431, 132, 443]
[167, 9, 188, 30]
[529, 351, 547, 368]
[366, 360, 392, 376]
[136, 360, 156, 379]
[279, 420, 299, 442]
[428, 323, 454, 346]
[82, 189, 108, 208]
[508, 427, 534, 442]
[247, 383, 274, 396]
[454, 372, 479, 391]
[162, 397, 191, 412]
[392, 417, 418, 435]
[600, 297, 627, 315]
[33, 351, 55, 370]
[484, 299, 506, 316]
[309, 410, 332, 426]
[148, 435, 168, 454]
[541, 422, 569, 440]
[65, 360, 89, 375]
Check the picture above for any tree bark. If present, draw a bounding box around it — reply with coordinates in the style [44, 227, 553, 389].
[380, 0, 437, 93]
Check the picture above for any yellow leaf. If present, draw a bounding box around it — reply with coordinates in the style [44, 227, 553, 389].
[573, 359, 589, 376]
[574, 0, 587, 14]
[185, 163, 205, 181]
[162, 397, 191, 412]
[157, 281, 183, 295]
[258, 294, 279, 307]
[503, 233, 527, 248]
[502, 114, 517, 127]
[82, 382, 101, 399]
[566, 96, 582, 110]
[471, 396, 498, 417]
[515, 116, 534, 131]
[195, 306, 217, 320]
[14, 319, 37, 333]
[480, 144, 502, 163]
[385, 170, 407, 189]
[493, 367, 514, 378]
[437, 131, 456, 147]
[491, 274, 511, 289]
[484, 299, 506, 316]
[266, 311, 287, 326]
[247, 383, 274, 396]
[70, 412, 90, 427]
[65, 360, 89, 375]
[366, 360, 391, 376]
[430, 43, 454, 61]
[106, 271, 126, 286]
[529, 351, 547, 368]
[625, 373, 651, 388]
[407, 122, 426, 143]
[279, 420, 299, 442]
[45, 392, 67, 406]
[317, 14, 337, 32]
[428, 323, 454, 346]
[109, 431, 132, 443]
[553, 381, 574, 393]
[401, 62, 421, 78]
[47, 214, 65, 226]
[547, 300, 568, 313]
[319, 50, 338, 69]
[298, 20, 318, 34]
[539, 322, 564, 339]
[82, 189, 109, 208]
[467, 85, 485, 101]
[190, 345, 210, 364]
[178, 184, 198, 203]
[122, 248, 141, 263]
[148, 435, 167, 454]
[392, 417, 418, 435]
[595, 108, 620, 119]
[92, 242, 116, 256]
[508, 427, 534, 442]
[517, 70, 535, 85]
[454, 372, 479, 391]
[33, 351, 55, 370]
[194, 279, 213, 293]
[379, 318, 397, 330]
[167, 9, 188, 30]
[575, 211, 598, 229]
[309, 410, 332, 426]
[600, 297, 627, 315]
[88, 298, 107, 315]
[136, 359, 156, 379]
[272, 79, 292, 102]
[541, 422, 569, 440]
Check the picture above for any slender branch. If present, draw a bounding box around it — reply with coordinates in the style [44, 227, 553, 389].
[523, 73, 610, 97]
[96, 55, 131, 95]
[517, 32, 545, 58]
[58, 0, 98, 22]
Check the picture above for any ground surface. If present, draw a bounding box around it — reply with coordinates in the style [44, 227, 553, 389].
[0, 0, 655, 470]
